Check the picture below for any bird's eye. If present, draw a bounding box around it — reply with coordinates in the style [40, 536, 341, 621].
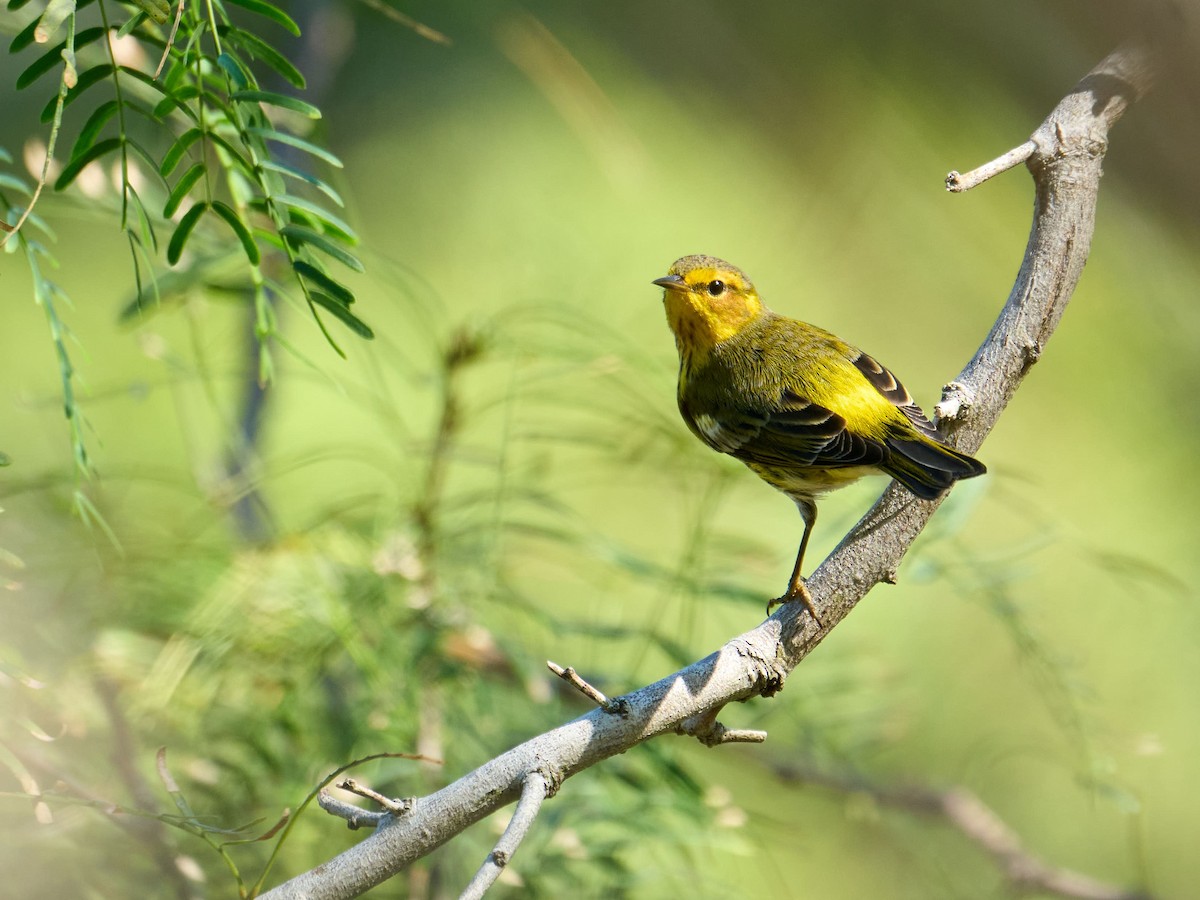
[706, 280, 725, 296]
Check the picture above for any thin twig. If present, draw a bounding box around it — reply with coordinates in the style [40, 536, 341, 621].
[546, 660, 628, 715]
[336, 779, 412, 816]
[934, 379, 979, 423]
[460, 770, 553, 900]
[407, 330, 483, 898]
[677, 709, 767, 746]
[946, 140, 1037, 192]
[778, 765, 1150, 900]
[317, 792, 387, 831]
[154, 0, 186, 80]
[355, 0, 452, 45]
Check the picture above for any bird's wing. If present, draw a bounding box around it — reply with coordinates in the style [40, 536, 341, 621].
[687, 389, 887, 470]
[681, 348, 950, 472]
[851, 352, 942, 441]
[850, 350, 986, 495]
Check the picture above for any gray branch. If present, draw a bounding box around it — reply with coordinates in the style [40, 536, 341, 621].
[262, 44, 1153, 900]
[460, 769, 556, 900]
[779, 764, 1151, 900]
[317, 792, 387, 831]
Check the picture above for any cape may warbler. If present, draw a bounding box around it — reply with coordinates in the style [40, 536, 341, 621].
[655, 255, 985, 619]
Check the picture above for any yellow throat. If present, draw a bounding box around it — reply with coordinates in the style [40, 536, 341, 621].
[656, 256, 765, 362]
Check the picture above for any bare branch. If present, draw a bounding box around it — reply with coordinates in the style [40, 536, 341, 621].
[261, 44, 1154, 900]
[779, 765, 1150, 900]
[676, 707, 767, 746]
[945, 140, 1037, 192]
[940, 789, 1147, 900]
[678, 720, 767, 747]
[335, 779, 413, 816]
[546, 660, 629, 715]
[317, 792, 387, 831]
[353, 0, 452, 46]
[460, 769, 556, 900]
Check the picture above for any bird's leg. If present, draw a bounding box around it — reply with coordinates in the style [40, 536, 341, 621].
[768, 499, 821, 624]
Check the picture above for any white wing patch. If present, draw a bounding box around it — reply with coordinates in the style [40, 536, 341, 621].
[693, 413, 749, 453]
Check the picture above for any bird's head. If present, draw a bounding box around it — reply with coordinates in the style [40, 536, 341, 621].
[654, 255, 765, 356]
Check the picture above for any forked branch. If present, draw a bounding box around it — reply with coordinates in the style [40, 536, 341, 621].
[460, 769, 557, 900]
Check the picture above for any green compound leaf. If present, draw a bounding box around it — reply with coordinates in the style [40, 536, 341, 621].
[275, 194, 357, 242]
[116, 10, 148, 38]
[280, 224, 364, 273]
[246, 126, 342, 168]
[124, 138, 169, 192]
[216, 51, 251, 91]
[160, 127, 204, 177]
[9, 16, 40, 53]
[230, 89, 321, 119]
[0, 173, 32, 194]
[205, 132, 257, 179]
[163, 162, 204, 217]
[55, 137, 121, 189]
[16, 27, 105, 90]
[71, 99, 119, 160]
[222, 0, 300, 36]
[167, 201, 208, 264]
[310, 291, 374, 339]
[39, 63, 113, 123]
[293, 260, 353, 305]
[259, 159, 342, 206]
[220, 26, 305, 88]
[211, 201, 261, 265]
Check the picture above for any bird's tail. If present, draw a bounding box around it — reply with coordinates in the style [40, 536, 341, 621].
[883, 435, 986, 501]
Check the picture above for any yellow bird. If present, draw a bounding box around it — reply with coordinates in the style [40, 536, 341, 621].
[655, 255, 985, 619]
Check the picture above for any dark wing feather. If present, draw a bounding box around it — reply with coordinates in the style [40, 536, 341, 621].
[681, 347, 983, 495]
[709, 389, 887, 471]
[852, 351, 942, 440]
[851, 351, 987, 496]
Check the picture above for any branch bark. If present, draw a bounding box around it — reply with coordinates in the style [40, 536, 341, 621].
[261, 45, 1153, 900]
[460, 769, 556, 900]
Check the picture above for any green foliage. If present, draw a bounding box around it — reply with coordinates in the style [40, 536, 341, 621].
[4, 0, 371, 476]
[0, 148, 112, 541]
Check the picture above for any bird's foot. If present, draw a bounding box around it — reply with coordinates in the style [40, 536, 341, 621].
[767, 581, 822, 626]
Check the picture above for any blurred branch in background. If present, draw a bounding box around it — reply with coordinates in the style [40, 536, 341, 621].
[224, 0, 357, 543]
[776, 763, 1148, 900]
[260, 42, 1154, 900]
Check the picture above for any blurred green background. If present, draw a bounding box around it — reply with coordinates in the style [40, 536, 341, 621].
[2, 0, 1198, 897]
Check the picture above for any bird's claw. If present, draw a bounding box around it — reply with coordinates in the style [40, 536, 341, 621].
[767, 581, 822, 626]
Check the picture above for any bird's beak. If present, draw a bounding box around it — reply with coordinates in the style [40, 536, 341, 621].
[653, 274, 686, 291]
